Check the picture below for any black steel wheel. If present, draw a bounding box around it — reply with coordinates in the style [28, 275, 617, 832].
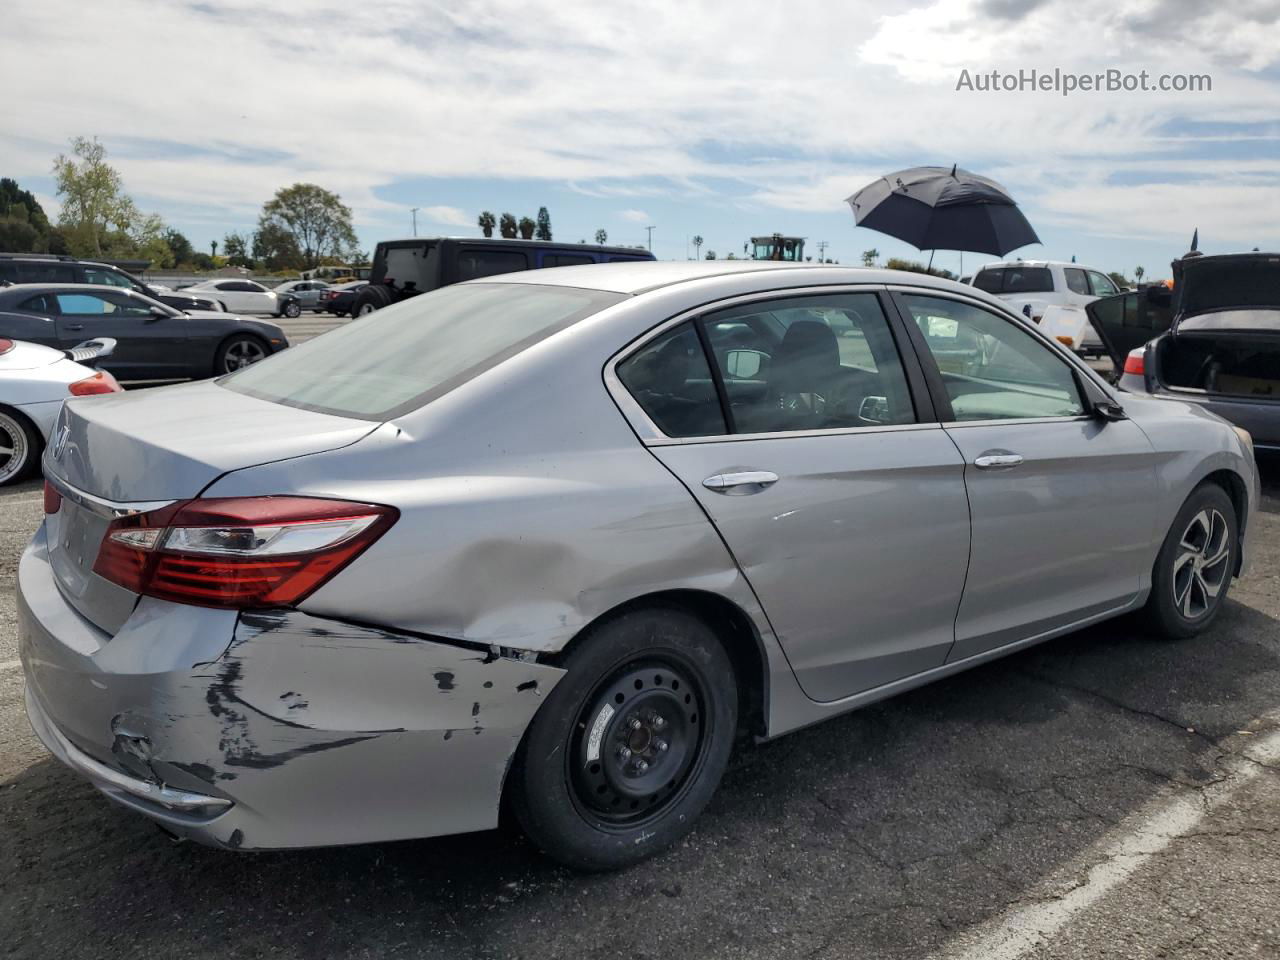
[511, 607, 737, 871]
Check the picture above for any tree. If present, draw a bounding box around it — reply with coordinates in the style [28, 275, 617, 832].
[223, 231, 253, 267]
[52, 137, 128, 257]
[210, 239, 218, 258]
[0, 178, 54, 252]
[691, 235, 703, 259]
[191, 252, 215, 270]
[257, 183, 358, 269]
[885, 257, 956, 280]
[1135, 265, 1146, 284]
[861, 249, 879, 267]
[252, 221, 303, 271]
[163, 228, 194, 266]
[499, 213, 518, 239]
[1107, 270, 1129, 290]
[705, 250, 716, 260]
[477, 211, 496, 238]
[535, 207, 552, 241]
[517, 216, 536, 240]
[594, 228, 608, 245]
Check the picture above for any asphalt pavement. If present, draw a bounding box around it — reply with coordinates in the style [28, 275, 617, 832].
[1, 429, 1277, 959]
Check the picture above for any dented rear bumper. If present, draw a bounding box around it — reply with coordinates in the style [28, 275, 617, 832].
[18, 523, 565, 850]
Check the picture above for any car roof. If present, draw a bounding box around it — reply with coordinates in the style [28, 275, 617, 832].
[0, 283, 157, 299]
[475, 259, 989, 297]
[973, 259, 1099, 271]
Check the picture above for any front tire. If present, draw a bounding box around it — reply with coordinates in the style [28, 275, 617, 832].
[511, 607, 737, 871]
[1143, 482, 1237, 639]
[214, 335, 269, 375]
[0, 407, 42, 486]
[280, 300, 302, 319]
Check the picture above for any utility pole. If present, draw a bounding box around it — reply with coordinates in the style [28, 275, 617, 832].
[816, 240, 828, 264]
[645, 225, 655, 251]
[410, 207, 419, 237]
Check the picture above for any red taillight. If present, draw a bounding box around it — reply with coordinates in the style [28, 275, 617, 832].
[69, 371, 123, 396]
[1123, 349, 1146, 376]
[43, 480, 62, 514]
[92, 496, 398, 608]
[0, 338, 13, 355]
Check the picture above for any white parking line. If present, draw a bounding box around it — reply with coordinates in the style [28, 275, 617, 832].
[929, 720, 1280, 960]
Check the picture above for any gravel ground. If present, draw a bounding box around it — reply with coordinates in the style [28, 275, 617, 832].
[0, 433, 1276, 959]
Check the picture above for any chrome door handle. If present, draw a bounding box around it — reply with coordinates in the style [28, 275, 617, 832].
[974, 453, 1024, 469]
[702, 471, 779, 492]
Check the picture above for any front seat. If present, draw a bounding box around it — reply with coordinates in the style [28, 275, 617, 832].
[768, 320, 842, 429]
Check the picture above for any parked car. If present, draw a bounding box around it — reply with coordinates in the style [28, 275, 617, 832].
[1098, 252, 1280, 452]
[181, 278, 302, 317]
[970, 259, 1122, 355]
[0, 336, 120, 485]
[351, 237, 656, 316]
[0, 254, 225, 313]
[317, 280, 366, 316]
[19, 262, 1258, 871]
[0, 285, 288, 380]
[273, 279, 330, 313]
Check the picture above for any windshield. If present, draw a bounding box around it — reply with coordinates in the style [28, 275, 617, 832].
[221, 282, 625, 420]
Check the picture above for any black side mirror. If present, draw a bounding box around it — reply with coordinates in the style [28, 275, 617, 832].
[1075, 369, 1128, 421]
[148, 305, 169, 321]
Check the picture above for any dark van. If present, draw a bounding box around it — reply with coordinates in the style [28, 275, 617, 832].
[350, 237, 655, 316]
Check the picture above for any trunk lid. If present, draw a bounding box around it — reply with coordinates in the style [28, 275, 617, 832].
[1171, 253, 1280, 338]
[1086, 286, 1175, 368]
[43, 380, 379, 634]
[0, 338, 62, 371]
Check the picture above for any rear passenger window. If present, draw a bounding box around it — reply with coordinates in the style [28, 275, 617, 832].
[456, 250, 529, 281]
[18, 294, 56, 314]
[1064, 268, 1090, 295]
[616, 324, 726, 438]
[701, 294, 917, 434]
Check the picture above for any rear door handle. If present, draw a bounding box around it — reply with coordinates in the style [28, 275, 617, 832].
[974, 453, 1024, 469]
[63, 323, 84, 332]
[702, 471, 779, 492]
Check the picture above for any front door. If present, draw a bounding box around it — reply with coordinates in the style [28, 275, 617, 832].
[896, 291, 1159, 661]
[53, 291, 188, 378]
[613, 291, 972, 703]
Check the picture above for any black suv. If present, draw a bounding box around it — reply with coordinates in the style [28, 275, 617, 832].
[0, 254, 225, 313]
[351, 237, 655, 316]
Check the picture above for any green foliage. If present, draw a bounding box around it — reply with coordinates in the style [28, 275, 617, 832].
[1134, 265, 1146, 283]
[478, 210, 496, 238]
[1107, 270, 1129, 290]
[861, 248, 879, 267]
[191, 252, 216, 270]
[594, 228, 607, 245]
[0, 219, 41, 253]
[691, 235, 703, 258]
[535, 206, 552, 241]
[0, 178, 54, 252]
[499, 213, 518, 239]
[705, 250, 717, 260]
[517, 216, 535, 240]
[164, 228, 194, 266]
[258, 183, 358, 268]
[884, 257, 956, 280]
[222, 231, 253, 267]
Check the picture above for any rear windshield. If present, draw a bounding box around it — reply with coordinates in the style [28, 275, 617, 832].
[221, 282, 624, 420]
[973, 267, 1053, 294]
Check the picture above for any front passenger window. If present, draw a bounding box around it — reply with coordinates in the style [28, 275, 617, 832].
[903, 295, 1085, 421]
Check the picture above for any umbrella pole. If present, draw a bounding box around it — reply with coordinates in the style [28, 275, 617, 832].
[927, 249, 935, 271]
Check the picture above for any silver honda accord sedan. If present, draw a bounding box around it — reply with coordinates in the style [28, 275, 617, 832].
[19, 262, 1259, 870]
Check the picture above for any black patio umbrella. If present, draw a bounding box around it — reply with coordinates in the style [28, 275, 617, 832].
[846, 165, 1040, 259]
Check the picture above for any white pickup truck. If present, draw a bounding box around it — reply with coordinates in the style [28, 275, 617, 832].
[969, 260, 1124, 355]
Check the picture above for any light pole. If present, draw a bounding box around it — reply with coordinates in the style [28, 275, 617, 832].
[410, 207, 419, 237]
[645, 225, 655, 252]
[816, 240, 828, 264]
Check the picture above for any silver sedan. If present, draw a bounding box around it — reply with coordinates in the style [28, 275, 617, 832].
[18, 262, 1259, 870]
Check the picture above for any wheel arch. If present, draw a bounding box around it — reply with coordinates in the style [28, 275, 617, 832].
[1200, 468, 1249, 575]
[549, 588, 769, 741]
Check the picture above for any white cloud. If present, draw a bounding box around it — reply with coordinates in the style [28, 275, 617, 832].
[0, 0, 1276, 252]
[417, 205, 472, 227]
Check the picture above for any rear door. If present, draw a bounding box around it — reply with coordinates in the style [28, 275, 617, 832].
[1086, 287, 1175, 368]
[895, 290, 1158, 660]
[611, 289, 972, 703]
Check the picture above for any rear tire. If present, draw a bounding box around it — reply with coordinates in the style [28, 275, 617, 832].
[1142, 482, 1237, 640]
[510, 607, 737, 871]
[352, 285, 393, 317]
[0, 407, 42, 487]
[281, 300, 302, 319]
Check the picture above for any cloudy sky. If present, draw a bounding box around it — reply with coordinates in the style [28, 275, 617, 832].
[3, 0, 1278, 276]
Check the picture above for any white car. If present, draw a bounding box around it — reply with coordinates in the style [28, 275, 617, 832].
[180, 279, 303, 318]
[969, 260, 1123, 354]
[0, 336, 121, 485]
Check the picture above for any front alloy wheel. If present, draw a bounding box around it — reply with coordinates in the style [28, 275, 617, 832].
[1144, 482, 1237, 639]
[1171, 508, 1231, 620]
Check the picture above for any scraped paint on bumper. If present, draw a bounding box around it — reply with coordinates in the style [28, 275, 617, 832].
[18, 524, 565, 850]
